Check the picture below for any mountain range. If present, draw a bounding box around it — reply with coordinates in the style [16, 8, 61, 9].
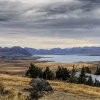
[25, 47, 100, 56]
[0, 46, 32, 58]
[0, 46, 100, 58]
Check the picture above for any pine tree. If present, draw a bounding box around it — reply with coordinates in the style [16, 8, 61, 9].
[43, 67, 55, 80]
[56, 66, 62, 80]
[78, 67, 87, 84]
[69, 66, 78, 83]
[86, 76, 94, 86]
[95, 67, 100, 75]
[85, 67, 91, 73]
[26, 63, 42, 78]
[56, 66, 70, 81]
[94, 79, 100, 87]
[62, 67, 70, 80]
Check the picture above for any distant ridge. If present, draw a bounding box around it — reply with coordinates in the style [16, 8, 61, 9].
[25, 47, 100, 56]
[0, 46, 32, 58]
[1, 46, 100, 58]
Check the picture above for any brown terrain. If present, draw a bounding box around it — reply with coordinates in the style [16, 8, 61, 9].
[0, 57, 99, 75]
[0, 57, 100, 100]
[0, 74, 100, 100]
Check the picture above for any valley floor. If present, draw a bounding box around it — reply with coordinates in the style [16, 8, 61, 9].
[0, 57, 99, 75]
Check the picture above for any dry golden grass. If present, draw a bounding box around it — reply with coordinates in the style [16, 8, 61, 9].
[49, 81, 100, 98]
[0, 74, 100, 99]
[34, 62, 92, 72]
[0, 58, 95, 75]
[0, 58, 37, 75]
[0, 82, 27, 100]
[0, 74, 30, 100]
[0, 58, 100, 99]
[0, 74, 31, 87]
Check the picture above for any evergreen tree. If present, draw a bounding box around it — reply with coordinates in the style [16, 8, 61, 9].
[94, 79, 100, 87]
[62, 67, 70, 80]
[43, 67, 55, 80]
[85, 67, 91, 73]
[26, 63, 42, 78]
[69, 66, 78, 83]
[95, 67, 100, 75]
[56, 66, 62, 80]
[56, 66, 70, 81]
[71, 65, 76, 76]
[86, 76, 94, 86]
[78, 67, 87, 84]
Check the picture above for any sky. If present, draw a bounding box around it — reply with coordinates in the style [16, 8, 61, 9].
[0, 0, 100, 49]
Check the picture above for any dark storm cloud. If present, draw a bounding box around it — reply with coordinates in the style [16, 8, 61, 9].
[0, 0, 100, 29]
[0, 0, 100, 48]
[0, 1, 22, 22]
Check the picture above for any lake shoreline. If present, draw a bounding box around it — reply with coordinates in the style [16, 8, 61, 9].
[33, 54, 100, 63]
[0, 55, 100, 76]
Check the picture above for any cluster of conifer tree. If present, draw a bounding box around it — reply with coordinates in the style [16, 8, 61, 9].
[26, 63, 100, 87]
[26, 63, 55, 80]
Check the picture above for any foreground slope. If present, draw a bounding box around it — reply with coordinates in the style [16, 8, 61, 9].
[0, 74, 100, 100]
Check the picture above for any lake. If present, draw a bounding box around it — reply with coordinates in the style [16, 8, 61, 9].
[34, 55, 100, 63]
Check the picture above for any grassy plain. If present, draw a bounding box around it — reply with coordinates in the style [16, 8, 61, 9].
[0, 74, 100, 100]
[0, 58, 99, 75]
[0, 58, 100, 99]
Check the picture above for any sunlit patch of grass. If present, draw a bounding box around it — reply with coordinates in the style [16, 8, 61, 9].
[49, 80, 100, 98]
[0, 74, 31, 87]
[0, 74, 100, 99]
[0, 81, 27, 100]
[0, 91, 27, 100]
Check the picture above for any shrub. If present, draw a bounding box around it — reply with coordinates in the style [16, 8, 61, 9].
[26, 63, 43, 78]
[94, 79, 100, 87]
[43, 67, 55, 80]
[69, 66, 78, 83]
[78, 67, 87, 84]
[95, 67, 100, 75]
[85, 67, 91, 73]
[56, 66, 70, 80]
[86, 76, 94, 86]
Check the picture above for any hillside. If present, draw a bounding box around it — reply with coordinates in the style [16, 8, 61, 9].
[0, 74, 100, 100]
[25, 47, 100, 56]
[0, 46, 32, 58]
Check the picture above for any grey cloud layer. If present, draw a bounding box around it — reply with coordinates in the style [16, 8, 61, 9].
[0, 0, 100, 48]
[0, 0, 100, 27]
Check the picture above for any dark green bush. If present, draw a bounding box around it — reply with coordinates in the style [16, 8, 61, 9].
[26, 63, 42, 78]
[56, 66, 70, 80]
[43, 67, 55, 80]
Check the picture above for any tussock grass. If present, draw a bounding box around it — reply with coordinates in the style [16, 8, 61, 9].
[0, 58, 96, 75]
[49, 81, 100, 98]
[0, 82, 27, 100]
[0, 74, 31, 87]
[0, 90, 27, 100]
[0, 74, 100, 99]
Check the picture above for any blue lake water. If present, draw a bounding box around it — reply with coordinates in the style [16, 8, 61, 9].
[34, 55, 100, 63]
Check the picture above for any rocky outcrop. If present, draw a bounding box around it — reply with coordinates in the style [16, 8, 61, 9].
[29, 78, 53, 100]
[29, 78, 53, 91]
